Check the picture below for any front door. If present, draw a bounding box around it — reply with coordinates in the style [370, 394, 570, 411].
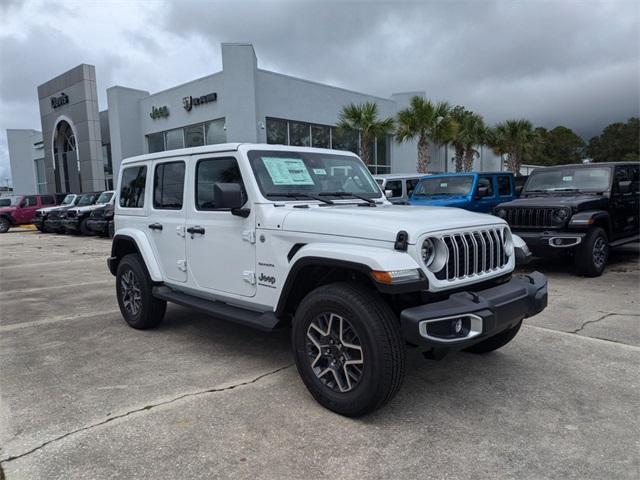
[16, 196, 40, 223]
[472, 176, 497, 213]
[147, 159, 187, 282]
[186, 154, 256, 297]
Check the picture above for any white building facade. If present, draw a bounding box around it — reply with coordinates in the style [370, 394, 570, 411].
[7, 42, 502, 194]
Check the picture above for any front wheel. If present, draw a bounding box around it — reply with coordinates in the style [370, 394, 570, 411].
[116, 254, 166, 329]
[0, 217, 10, 234]
[575, 227, 609, 277]
[292, 282, 405, 417]
[79, 218, 92, 236]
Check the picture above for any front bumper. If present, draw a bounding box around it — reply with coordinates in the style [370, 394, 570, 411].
[514, 230, 586, 251]
[86, 218, 109, 234]
[44, 219, 63, 232]
[62, 218, 81, 232]
[400, 271, 547, 348]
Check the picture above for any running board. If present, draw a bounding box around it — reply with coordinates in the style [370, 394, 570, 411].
[152, 286, 280, 332]
[610, 234, 640, 247]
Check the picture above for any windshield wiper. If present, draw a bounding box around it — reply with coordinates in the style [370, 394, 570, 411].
[319, 191, 376, 204]
[266, 192, 334, 205]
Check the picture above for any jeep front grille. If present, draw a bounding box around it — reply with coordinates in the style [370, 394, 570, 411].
[505, 208, 555, 228]
[435, 228, 508, 281]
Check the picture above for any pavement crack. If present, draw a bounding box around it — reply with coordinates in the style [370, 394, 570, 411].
[0, 363, 294, 465]
[569, 311, 640, 334]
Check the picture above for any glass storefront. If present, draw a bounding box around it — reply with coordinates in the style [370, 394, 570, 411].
[146, 118, 226, 154]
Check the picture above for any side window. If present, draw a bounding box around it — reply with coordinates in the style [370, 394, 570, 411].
[629, 165, 639, 193]
[41, 196, 55, 205]
[386, 180, 402, 198]
[119, 166, 147, 208]
[24, 196, 38, 207]
[477, 177, 494, 196]
[497, 176, 511, 196]
[406, 179, 420, 197]
[613, 166, 629, 194]
[196, 157, 245, 210]
[153, 161, 185, 210]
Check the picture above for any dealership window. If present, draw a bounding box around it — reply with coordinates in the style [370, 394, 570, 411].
[205, 119, 226, 145]
[120, 166, 147, 208]
[148, 132, 165, 153]
[311, 125, 330, 148]
[289, 121, 311, 147]
[102, 144, 113, 190]
[154, 161, 185, 209]
[369, 136, 391, 174]
[266, 118, 287, 144]
[185, 124, 205, 148]
[165, 128, 184, 151]
[331, 127, 359, 154]
[195, 157, 245, 210]
[34, 157, 47, 194]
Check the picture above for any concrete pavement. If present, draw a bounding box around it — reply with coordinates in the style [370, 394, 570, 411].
[1, 232, 638, 479]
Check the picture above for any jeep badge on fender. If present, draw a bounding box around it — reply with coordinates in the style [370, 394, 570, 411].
[107, 143, 548, 416]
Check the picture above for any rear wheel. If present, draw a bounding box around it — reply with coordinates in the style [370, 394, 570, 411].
[292, 282, 405, 417]
[465, 320, 523, 354]
[575, 227, 608, 277]
[79, 218, 92, 236]
[116, 254, 166, 329]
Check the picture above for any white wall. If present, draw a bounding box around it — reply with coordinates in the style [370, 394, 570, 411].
[6, 129, 42, 194]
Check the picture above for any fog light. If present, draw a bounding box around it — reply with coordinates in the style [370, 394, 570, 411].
[453, 318, 463, 334]
[553, 238, 563, 246]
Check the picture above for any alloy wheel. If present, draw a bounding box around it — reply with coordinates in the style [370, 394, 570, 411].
[592, 236, 607, 269]
[306, 313, 364, 393]
[120, 269, 142, 316]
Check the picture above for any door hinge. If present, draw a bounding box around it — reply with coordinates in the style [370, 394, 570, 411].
[177, 260, 187, 272]
[243, 270, 256, 285]
[242, 230, 256, 244]
[176, 226, 185, 238]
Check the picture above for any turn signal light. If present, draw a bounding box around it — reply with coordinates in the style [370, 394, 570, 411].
[371, 269, 421, 284]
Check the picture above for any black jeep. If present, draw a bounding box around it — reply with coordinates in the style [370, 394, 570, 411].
[495, 162, 639, 276]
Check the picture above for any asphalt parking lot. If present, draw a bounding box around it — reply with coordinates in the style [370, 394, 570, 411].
[0, 230, 638, 480]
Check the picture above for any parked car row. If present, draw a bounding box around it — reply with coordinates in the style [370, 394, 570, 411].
[36, 191, 115, 237]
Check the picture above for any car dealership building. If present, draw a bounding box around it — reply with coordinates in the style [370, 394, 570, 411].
[6, 42, 502, 195]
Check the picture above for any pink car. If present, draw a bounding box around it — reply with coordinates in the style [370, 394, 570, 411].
[0, 194, 64, 233]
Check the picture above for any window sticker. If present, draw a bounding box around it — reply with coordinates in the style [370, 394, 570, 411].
[262, 157, 315, 185]
[440, 182, 448, 188]
[562, 176, 573, 182]
[313, 168, 327, 175]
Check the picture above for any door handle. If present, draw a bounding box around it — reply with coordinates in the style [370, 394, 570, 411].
[186, 226, 205, 235]
[148, 223, 163, 231]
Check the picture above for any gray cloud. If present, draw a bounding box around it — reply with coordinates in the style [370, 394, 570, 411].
[1, 0, 638, 186]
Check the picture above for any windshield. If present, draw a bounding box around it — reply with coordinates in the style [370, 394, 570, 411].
[8, 196, 23, 206]
[413, 176, 474, 196]
[60, 195, 75, 206]
[96, 192, 113, 204]
[524, 167, 611, 193]
[78, 194, 98, 206]
[247, 150, 382, 200]
[0, 198, 10, 207]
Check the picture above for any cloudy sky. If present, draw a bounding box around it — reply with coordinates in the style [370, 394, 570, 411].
[0, 0, 638, 185]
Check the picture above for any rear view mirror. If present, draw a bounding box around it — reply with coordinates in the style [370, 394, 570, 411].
[214, 183, 249, 217]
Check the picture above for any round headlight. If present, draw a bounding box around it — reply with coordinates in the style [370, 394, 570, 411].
[552, 207, 570, 224]
[503, 228, 514, 256]
[421, 238, 435, 267]
[496, 208, 507, 219]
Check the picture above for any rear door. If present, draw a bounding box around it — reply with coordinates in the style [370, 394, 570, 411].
[611, 165, 638, 239]
[496, 174, 514, 206]
[147, 159, 188, 283]
[186, 154, 256, 297]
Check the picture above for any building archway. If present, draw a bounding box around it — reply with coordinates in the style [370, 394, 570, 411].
[52, 117, 80, 193]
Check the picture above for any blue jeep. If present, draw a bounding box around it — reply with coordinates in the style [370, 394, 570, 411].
[408, 172, 516, 213]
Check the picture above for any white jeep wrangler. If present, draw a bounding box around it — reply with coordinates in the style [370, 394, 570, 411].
[108, 144, 547, 416]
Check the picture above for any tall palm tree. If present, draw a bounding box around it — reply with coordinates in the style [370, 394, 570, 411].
[460, 112, 486, 172]
[337, 102, 395, 166]
[448, 106, 466, 172]
[395, 97, 453, 174]
[487, 119, 536, 173]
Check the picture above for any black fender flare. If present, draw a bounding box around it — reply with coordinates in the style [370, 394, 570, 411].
[568, 210, 611, 235]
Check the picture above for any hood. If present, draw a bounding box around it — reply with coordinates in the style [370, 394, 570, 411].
[279, 203, 505, 243]
[409, 197, 470, 208]
[0, 206, 17, 214]
[74, 204, 105, 214]
[499, 194, 608, 210]
[37, 205, 64, 214]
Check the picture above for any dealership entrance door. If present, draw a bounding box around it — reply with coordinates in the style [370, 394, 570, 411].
[53, 120, 81, 193]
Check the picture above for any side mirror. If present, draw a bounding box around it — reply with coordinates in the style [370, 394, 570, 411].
[19, 199, 26, 208]
[213, 182, 249, 217]
[385, 189, 393, 198]
[618, 180, 632, 194]
[475, 186, 490, 198]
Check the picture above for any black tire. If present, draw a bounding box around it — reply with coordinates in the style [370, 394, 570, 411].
[465, 320, 523, 354]
[0, 217, 10, 234]
[292, 282, 405, 417]
[116, 253, 166, 329]
[79, 218, 92, 236]
[108, 222, 115, 239]
[575, 226, 609, 277]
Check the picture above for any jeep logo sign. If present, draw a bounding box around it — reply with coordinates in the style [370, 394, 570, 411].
[183, 92, 217, 111]
[258, 273, 276, 285]
[51, 93, 69, 109]
[149, 105, 169, 119]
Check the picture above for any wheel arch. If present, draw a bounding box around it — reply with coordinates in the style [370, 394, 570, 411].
[109, 229, 163, 281]
[569, 210, 612, 237]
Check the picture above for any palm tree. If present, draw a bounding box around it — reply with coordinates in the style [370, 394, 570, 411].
[448, 106, 466, 172]
[460, 112, 486, 172]
[396, 97, 454, 174]
[487, 119, 536, 173]
[337, 102, 395, 166]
